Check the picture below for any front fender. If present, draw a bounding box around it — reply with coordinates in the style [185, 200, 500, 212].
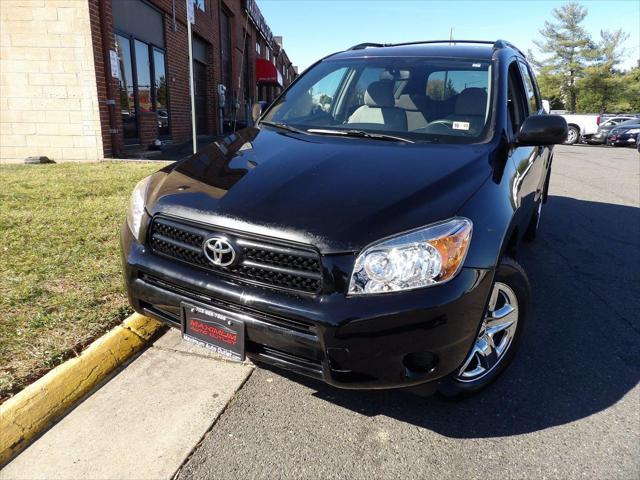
[457, 150, 519, 270]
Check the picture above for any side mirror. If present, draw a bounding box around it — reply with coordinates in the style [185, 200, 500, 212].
[252, 101, 267, 122]
[542, 99, 550, 114]
[517, 114, 568, 146]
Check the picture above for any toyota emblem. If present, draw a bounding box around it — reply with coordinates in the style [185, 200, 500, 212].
[203, 237, 237, 267]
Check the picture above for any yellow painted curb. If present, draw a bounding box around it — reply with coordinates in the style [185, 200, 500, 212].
[0, 313, 164, 466]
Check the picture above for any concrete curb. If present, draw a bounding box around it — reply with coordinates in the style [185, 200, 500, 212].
[0, 313, 164, 466]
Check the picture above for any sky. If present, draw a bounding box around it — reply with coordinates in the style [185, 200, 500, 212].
[257, 0, 640, 72]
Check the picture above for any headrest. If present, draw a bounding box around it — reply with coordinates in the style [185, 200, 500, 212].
[364, 80, 395, 107]
[455, 88, 487, 116]
[402, 76, 426, 95]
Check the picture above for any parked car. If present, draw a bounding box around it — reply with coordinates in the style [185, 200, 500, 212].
[121, 40, 567, 397]
[157, 109, 169, 129]
[556, 113, 600, 144]
[607, 121, 640, 147]
[586, 116, 638, 144]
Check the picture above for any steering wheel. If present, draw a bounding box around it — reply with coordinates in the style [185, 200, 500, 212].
[427, 119, 455, 128]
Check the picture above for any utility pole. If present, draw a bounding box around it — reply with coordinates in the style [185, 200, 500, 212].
[187, 0, 197, 154]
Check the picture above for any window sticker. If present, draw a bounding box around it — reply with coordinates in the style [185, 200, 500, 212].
[453, 121, 470, 130]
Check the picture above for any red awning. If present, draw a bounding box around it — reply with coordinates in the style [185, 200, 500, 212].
[256, 58, 283, 86]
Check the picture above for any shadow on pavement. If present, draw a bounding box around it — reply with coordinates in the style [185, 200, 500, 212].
[266, 195, 640, 438]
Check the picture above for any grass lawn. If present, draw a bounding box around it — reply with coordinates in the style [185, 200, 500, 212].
[0, 161, 168, 401]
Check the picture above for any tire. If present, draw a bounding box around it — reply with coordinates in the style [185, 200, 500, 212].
[564, 125, 580, 145]
[437, 257, 530, 398]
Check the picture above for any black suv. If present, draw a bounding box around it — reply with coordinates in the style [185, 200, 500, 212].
[121, 40, 567, 397]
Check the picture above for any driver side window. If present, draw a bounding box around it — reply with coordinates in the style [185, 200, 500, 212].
[518, 61, 540, 115]
[507, 62, 527, 135]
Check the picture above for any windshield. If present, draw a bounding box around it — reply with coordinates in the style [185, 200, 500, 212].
[262, 57, 494, 143]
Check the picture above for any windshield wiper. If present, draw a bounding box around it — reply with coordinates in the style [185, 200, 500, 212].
[307, 128, 415, 143]
[259, 121, 309, 135]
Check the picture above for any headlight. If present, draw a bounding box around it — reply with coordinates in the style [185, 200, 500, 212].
[126, 175, 153, 241]
[348, 218, 472, 295]
[624, 128, 639, 134]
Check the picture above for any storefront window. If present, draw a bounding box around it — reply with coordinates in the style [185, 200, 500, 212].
[194, 0, 205, 12]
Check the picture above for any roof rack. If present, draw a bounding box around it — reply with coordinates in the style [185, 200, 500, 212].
[348, 42, 388, 50]
[492, 39, 525, 57]
[347, 39, 525, 56]
[392, 40, 496, 47]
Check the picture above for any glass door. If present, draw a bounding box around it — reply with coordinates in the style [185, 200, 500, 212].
[116, 33, 138, 141]
[193, 60, 208, 135]
[153, 48, 170, 137]
[116, 33, 170, 143]
[134, 39, 152, 114]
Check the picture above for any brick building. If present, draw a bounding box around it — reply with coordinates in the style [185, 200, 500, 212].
[0, 0, 298, 163]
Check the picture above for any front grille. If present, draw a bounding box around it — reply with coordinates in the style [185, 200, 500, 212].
[148, 216, 323, 294]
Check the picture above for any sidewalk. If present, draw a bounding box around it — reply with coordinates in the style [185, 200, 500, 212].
[1, 329, 253, 480]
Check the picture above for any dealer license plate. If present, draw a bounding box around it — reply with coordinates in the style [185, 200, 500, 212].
[181, 302, 245, 361]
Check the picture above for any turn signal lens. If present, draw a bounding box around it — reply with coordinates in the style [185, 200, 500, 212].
[348, 218, 472, 295]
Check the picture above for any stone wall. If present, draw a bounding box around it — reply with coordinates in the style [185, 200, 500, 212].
[0, 0, 104, 163]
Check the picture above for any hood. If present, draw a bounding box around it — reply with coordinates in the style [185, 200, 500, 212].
[147, 127, 493, 253]
[610, 123, 640, 135]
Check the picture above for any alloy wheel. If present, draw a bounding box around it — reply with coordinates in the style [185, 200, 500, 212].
[457, 282, 519, 382]
[566, 127, 579, 144]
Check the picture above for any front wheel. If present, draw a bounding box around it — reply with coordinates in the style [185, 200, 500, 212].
[438, 257, 530, 398]
[564, 125, 580, 145]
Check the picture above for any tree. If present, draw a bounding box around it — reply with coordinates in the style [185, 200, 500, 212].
[576, 29, 630, 113]
[426, 77, 457, 100]
[615, 67, 640, 112]
[533, 2, 596, 112]
[536, 68, 565, 110]
[597, 29, 629, 70]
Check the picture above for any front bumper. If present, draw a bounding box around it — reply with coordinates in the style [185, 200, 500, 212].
[586, 132, 607, 144]
[121, 224, 494, 389]
[608, 134, 638, 146]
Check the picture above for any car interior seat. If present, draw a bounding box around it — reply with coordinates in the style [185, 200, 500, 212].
[445, 87, 488, 132]
[347, 80, 408, 131]
[395, 76, 430, 131]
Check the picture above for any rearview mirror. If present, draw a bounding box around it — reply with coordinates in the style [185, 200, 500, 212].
[517, 115, 568, 146]
[252, 101, 268, 122]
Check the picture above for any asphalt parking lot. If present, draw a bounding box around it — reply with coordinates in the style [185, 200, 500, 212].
[177, 145, 640, 480]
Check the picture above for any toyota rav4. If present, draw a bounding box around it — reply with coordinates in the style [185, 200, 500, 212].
[121, 40, 567, 397]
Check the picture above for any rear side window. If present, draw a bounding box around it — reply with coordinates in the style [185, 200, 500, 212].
[518, 61, 540, 114]
[426, 68, 489, 101]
